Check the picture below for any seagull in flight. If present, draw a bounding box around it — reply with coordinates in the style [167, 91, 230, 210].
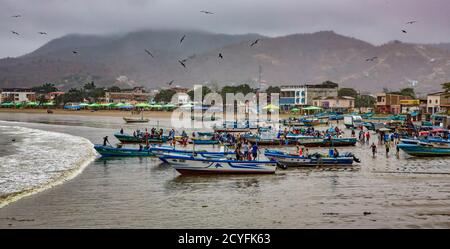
[144, 49, 154, 57]
[250, 39, 259, 47]
[11, 30, 19, 35]
[178, 59, 187, 68]
[200, 10, 214, 14]
[72, 51, 78, 54]
[180, 35, 186, 44]
[38, 32, 47, 35]
[406, 21, 417, 25]
[365, 56, 378, 62]
[218, 53, 223, 59]
[401, 30, 407, 33]
[167, 80, 174, 86]
[11, 15, 21, 18]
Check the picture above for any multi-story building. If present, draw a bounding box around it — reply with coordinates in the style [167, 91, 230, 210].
[104, 86, 155, 103]
[0, 88, 36, 103]
[375, 93, 412, 114]
[313, 96, 355, 112]
[427, 91, 450, 114]
[280, 82, 338, 110]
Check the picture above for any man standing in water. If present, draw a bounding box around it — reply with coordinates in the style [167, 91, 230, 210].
[370, 142, 377, 157]
[385, 141, 390, 157]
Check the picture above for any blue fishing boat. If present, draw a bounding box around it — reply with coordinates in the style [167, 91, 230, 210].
[297, 137, 357, 147]
[114, 133, 169, 144]
[160, 154, 277, 174]
[191, 138, 220, 145]
[264, 150, 360, 167]
[397, 142, 450, 157]
[94, 145, 157, 157]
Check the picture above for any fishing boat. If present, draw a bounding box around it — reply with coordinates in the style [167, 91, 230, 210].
[123, 117, 150, 123]
[123, 110, 149, 123]
[114, 133, 169, 144]
[150, 146, 235, 158]
[191, 138, 221, 145]
[264, 150, 360, 167]
[94, 145, 157, 157]
[160, 154, 277, 174]
[397, 142, 450, 157]
[297, 137, 357, 147]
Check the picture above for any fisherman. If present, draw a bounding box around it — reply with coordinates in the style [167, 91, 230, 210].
[297, 143, 303, 157]
[370, 142, 377, 157]
[351, 129, 356, 137]
[235, 143, 241, 161]
[133, 131, 137, 137]
[304, 148, 309, 158]
[103, 136, 110, 146]
[120, 128, 124, 134]
[243, 142, 249, 159]
[138, 144, 143, 151]
[396, 143, 400, 157]
[333, 148, 339, 158]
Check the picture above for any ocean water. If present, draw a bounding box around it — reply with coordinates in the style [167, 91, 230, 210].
[0, 122, 97, 208]
[1, 113, 450, 228]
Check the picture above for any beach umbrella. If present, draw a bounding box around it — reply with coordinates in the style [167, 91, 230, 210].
[113, 102, 125, 108]
[43, 102, 55, 106]
[79, 103, 89, 107]
[15, 102, 23, 107]
[162, 103, 176, 108]
[135, 102, 151, 108]
[151, 104, 163, 110]
[88, 103, 101, 108]
[26, 101, 38, 107]
[301, 106, 322, 111]
[263, 104, 280, 110]
[291, 107, 300, 112]
[1, 102, 14, 107]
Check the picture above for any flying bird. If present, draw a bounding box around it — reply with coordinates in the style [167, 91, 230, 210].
[250, 39, 259, 47]
[178, 60, 186, 68]
[38, 32, 47, 35]
[401, 30, 407, 33]
[144, 49, 154, 57]
[406, 21, 417, 25]
[11, 15, 21, 18]
[11, 30, 19, 35]
[72, 51, 78, 54]
[365, 56, 378, 62]
[218, 53, 223, 59]
[200, 10, 214, 14]
[180, 35, 186, 44]
[167, 80, 174, 86]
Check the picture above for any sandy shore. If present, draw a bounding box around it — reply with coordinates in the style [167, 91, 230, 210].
[0, 108, 292, 119]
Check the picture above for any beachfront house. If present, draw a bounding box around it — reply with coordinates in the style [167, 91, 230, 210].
[104, 87, 155, 103]
[313, 96, 355, 112]
[427, 91, 450, 114]
[375, 93, 412, 114]
[0, 88, 36, 103]
[280, 82, 338, 111]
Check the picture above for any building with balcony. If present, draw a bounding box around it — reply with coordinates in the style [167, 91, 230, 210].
[0, 88, 36, 103]
[375, 93, 412, 114]
[313, 96, 355, 112]
[104, 86, 155, 103]
[427, 91, 450, 114]
[280, 82, 338, 110]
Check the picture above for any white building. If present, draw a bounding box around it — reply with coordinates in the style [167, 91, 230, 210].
[0, 88, 36, 103]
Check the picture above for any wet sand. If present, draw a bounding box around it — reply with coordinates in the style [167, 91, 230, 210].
[1, 112, 450, 228]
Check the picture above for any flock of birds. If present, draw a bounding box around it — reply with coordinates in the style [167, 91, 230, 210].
[8, 11, 419, 86]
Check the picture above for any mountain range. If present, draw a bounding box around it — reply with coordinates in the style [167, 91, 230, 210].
[1, 29, 450, 93]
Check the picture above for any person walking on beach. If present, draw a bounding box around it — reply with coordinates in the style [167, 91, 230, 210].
[370, 142, 377, 157]
[396, 143, 400, 157]
[385, 141, 390, 157]
[366, 131, 370, 144]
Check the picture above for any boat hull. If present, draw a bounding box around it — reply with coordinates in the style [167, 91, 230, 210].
[265, 151, 354, 167]
[161, 155, 277, 174]
[397, 143, 450, 157]
[114, 133, 168, 144]
[94, 145, 156, 157]
[297, 138, 357, 147]
[123, 117, 149, 123]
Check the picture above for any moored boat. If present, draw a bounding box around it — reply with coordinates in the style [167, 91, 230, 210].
[123, 117, 150, 123]
[160, 154, 277, 174]
[397, 142, 450, 157]
[94, 145, 156, 157]
[114, 133, 169, 144]
[297, 137, 357, 147]
[264, 150, 360, 167]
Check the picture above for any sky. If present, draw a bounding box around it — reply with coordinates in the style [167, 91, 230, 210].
[1, 0, 450, 58]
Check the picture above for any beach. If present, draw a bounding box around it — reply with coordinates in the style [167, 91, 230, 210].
[1, 112, 450, 228]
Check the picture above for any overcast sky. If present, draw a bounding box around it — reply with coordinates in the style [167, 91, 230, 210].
[1, 0, 450, 58]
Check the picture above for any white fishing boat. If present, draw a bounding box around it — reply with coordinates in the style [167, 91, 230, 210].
[160, 154, 277, 174]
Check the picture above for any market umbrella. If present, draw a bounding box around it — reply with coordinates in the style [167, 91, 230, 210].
[162, 103, 176, 109]
[113, 102, 125, 108]
[26, 101, 38, 107]
[15, 102, 23, 107]
[79, 103, 89, 107]
[88, 103, 101, 108]
[151, 104, 163, 110]
[291, 107, 300, 112]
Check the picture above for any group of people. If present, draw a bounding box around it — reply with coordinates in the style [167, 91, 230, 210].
[234, 142, 259, 161]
